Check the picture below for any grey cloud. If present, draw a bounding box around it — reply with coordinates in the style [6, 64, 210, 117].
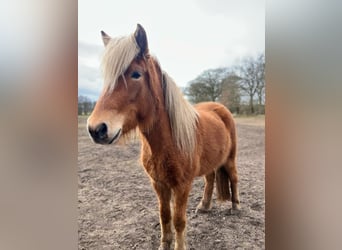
[78, 41, 103, 57]
[195, 0, 264, 17]
[78, 41, 104, 100]
[78, 63, 101, 83]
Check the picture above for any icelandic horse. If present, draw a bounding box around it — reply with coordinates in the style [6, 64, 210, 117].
[87, 24, 240, 250]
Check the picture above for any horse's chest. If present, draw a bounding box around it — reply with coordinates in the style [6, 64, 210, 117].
[141, 153, 182, 187]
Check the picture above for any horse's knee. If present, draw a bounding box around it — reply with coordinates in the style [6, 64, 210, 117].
[173, 217, 186, 233]
[160, 208, 171, 224]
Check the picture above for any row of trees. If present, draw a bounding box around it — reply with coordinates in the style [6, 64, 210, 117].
[78, 95, 96, 115]
[186, 53, 265, 114]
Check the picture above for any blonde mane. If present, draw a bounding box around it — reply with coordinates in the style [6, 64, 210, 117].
[101, 34, 140, 92]
[163, 71, 199, 155]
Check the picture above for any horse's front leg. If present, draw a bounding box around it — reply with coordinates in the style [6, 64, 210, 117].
[173, 184, 191, 250]
[153, 181, 173, 250]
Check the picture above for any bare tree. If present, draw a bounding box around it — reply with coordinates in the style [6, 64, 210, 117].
[219, 74, 241, 114]
[235, 53, 265, 114]
[78, 95, 94, 115]
[186, 68, 230, 103]
[256, 53, 265, 106]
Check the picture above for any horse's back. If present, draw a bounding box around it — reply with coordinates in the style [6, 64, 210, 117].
[194, 102, 235, 131]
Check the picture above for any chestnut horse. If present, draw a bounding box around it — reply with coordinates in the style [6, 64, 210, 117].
[87, 24, 240, 250]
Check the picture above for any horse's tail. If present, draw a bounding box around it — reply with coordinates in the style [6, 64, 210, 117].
[214, 104, 237, 160]
[216, 166, 231, 201]
[214, 104, 237, 201]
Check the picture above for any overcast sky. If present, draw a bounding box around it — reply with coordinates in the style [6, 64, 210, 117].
[79, 0, 265, 100]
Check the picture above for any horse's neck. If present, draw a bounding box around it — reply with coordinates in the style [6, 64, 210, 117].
[140, 106, 173, 156]
[139, 62, 174, 155]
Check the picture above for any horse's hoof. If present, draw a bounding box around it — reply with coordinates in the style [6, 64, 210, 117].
[195, 207, 209, 214]
[228, 208, 241, 215]
[195, 202, 211, 214]
[228, 203, 242, 215]
[158, 242, 171, 250]
[232, 203, 241, 211]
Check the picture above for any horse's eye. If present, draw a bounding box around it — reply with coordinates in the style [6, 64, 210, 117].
[131, 71, 141, 79]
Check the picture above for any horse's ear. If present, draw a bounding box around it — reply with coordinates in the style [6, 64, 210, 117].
[101, 31, 111, 46]
[134, 24, 149, 56]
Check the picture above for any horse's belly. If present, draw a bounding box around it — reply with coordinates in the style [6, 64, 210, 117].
[197, 148, 228, 176]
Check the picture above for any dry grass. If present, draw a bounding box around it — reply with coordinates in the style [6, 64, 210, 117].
[234, 115, 265, 127]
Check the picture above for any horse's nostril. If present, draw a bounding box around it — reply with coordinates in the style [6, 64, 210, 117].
[95, 123, 107, 139]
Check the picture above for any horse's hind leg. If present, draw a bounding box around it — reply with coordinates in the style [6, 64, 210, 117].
[225, 157, 241, 210]
[153, 181, 173, 250]
[196, 172, 215, 213]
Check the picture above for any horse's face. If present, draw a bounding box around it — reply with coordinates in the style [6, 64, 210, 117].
[87, 59, 149, 144]
[87, 24, 152, 145]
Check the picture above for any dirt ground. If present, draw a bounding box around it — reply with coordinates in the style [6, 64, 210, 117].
[78, 116, 265, 250]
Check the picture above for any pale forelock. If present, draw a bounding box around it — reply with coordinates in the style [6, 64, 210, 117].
[101, 34, 140, 93]
[163, 71, 199, 155]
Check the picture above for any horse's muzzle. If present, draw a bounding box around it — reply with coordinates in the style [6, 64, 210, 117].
[88, 123, 108, 144]
[88, 123, 122, 145]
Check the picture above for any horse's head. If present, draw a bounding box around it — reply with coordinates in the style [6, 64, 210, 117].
[87, 24, 158, 144]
